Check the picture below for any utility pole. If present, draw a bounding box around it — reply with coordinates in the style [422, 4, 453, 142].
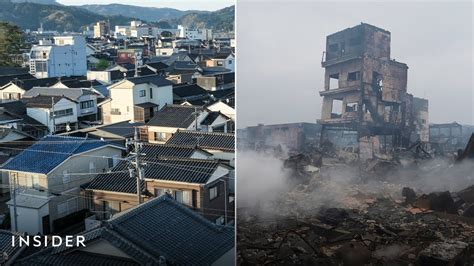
[126, 127, 146, 204]
[51, 97, 55, 135]
[12, 172, 18, 232]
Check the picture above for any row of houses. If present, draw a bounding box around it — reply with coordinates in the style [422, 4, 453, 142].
[0, 22, 235, 264]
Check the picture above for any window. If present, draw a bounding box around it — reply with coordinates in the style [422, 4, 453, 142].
[228, 60, 232, 64]
[154, 132, 166, 141]
[175, 190, 183, 203]
[80, 100, 94, 109]
[62, 170, 70, 183]
[111, 108, 121, 115]
[89, 161, 96, 173]
[108, 157, 114, 168]
[154, 188, 165, 197]
[32, 175, 40, 189]
[139, 90, 146, 97]
[347, 71, 360, 81]
[329, 43, 339, 52]
[217, 61, 223, 66]
[3, 93, 21, 100]
[209, 186, 218, 200]
[182, 190, 192, 206]
[149, 88, 153, 99]
[52, 108, 73, 118]
[329, 73, 339, 90]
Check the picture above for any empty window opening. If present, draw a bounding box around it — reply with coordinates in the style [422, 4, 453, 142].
[348, 71, 360, 81]
[329, 73, 339, 90]
[331, 99, 343, 118]
[372, 71, 383, 88]
[346, 102, 358, 112]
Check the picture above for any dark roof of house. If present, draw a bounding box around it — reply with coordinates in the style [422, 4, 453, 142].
[58, 79, 102, 88]
[0, 101, 26, 115]
[124, 75, 173, 87]
[88, 157, 224, 193]
[166, 130, 235, 151]
[0, 73, 35, 87]
[0, 67, 29, 75]
[201, 67, 231, 75]
[201, 111, 224, 126]
[0, 230, 25, 264]
[210, 87, 235, 99]
[17, 195, 234, 265]
[173, 84, 208, 98]
[23, 95, 73, 108]
[17, 251, 139, 265]
[145, 62, 168, 71]
[1, 136, 121, 174]
[211, 53, 233, 59]
[97, 121, 145, 137]
[146, 104, 201, 128]
[141, 144, 211, 158]
[134, 102, 158, 109]
[3, 76, 86, 91]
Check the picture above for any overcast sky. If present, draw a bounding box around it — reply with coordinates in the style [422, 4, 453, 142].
[57, 0, 233, 11]
[237, 0, 473, 128]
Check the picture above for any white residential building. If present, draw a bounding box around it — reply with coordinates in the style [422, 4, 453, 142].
[25, 95, 78, 134]
[29, 36, 87, 79]
[178, 25, 213, 41]
[101, 75, 173, 124]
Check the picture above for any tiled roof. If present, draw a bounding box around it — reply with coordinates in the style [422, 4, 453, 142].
[166, 130, 235, 151]
[201, 111, 224, 126]
[23, 95, 73, 108]
[4, 76, 86, 91]
[0, 73, 34, 87]
[141, 144, 211, 158]
[16, 195, 234, 265]
[173, 84, 208, 98]
[88, 157, 223, 193]
[1, 136, 121, 174]
[0, 230, 25, 264]
[146, 104, 201, 128]
[125, 74, 173, 87]
[107, 195, 234, 265]
[23, 87, 97, 101]
[97, 121, 145, 138]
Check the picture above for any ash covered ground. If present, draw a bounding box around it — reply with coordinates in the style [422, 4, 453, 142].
[237, 146, 474, 265]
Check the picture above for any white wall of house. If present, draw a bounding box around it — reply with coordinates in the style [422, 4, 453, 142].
[207, 102, 235, 120]
[104, 80, 173, 124]
[9, 201, 49, 235]
[155, 47, 176, 56]
[87, 71, 112, 84]
[27, 98, 78, 133]
[0, 84, 25, 102]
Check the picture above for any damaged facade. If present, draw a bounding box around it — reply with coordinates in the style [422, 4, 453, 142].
[319, 23, 428, 155]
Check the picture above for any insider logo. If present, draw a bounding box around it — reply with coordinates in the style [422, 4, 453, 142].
[12, 235, 86, 247]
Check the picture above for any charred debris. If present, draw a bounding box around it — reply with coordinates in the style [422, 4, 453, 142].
[237, 23, 474, 265]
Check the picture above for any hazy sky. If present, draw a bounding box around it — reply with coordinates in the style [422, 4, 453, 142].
[57, 0, 233, 11]
[237, 0, 473, 128]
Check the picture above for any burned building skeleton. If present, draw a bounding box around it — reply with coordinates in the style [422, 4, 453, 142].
[237, 23, 474, 266]
[319, 23, 429, 156]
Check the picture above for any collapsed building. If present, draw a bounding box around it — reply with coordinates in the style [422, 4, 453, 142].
[319, 23, 429, 158]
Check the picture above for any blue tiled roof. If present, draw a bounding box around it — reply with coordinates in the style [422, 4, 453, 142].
[1, 135, 120, 174]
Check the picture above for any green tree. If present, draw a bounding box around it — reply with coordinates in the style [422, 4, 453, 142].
[0, 22, 25, 66]
[95, 59, 109, 70]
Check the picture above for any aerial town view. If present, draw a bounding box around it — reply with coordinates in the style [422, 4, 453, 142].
[0, 0, 235, 264]
[237, 1, 474, 265]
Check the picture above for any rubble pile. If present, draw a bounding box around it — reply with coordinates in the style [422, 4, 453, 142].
[238, 190, 474, 265]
